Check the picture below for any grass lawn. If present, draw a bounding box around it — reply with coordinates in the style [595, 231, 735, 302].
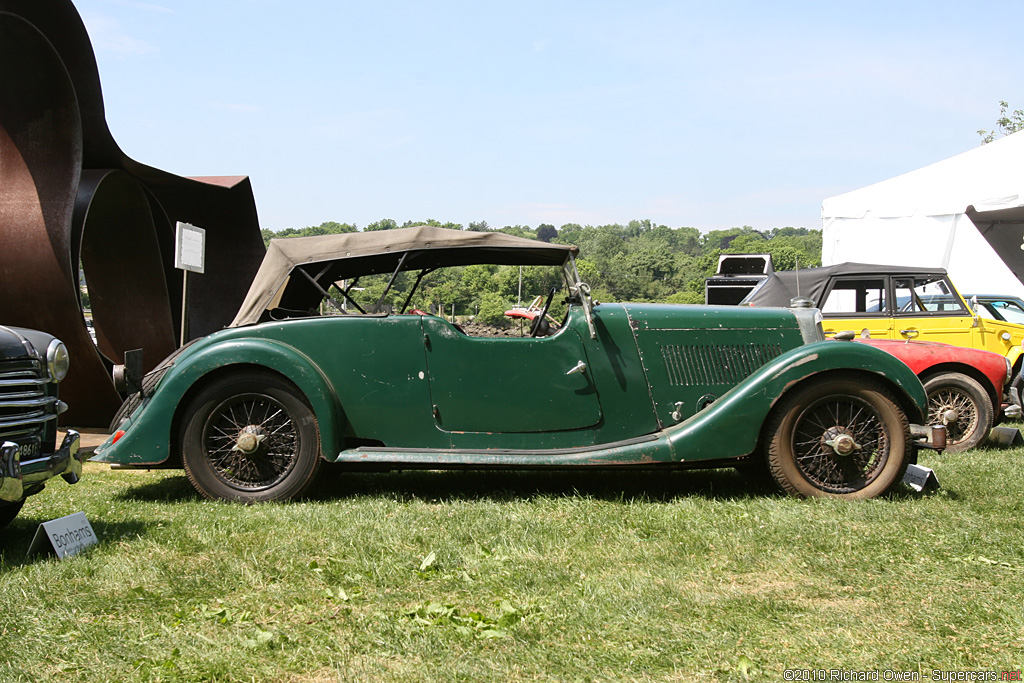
[1, 437, 1023, 682]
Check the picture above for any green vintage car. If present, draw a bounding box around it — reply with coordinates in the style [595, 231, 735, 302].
[94, 227, 944, 501]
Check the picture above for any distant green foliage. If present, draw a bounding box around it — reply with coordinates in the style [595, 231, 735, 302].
[262, 218, 822, 311]
[262, 221, 355, 246]
[471, 292, 510, 326]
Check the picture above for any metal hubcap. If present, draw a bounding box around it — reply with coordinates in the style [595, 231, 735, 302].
[822, 427, 860, 456]
[233, 425, 266, 454]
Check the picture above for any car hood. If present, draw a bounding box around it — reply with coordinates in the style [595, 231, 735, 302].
[0, 325, 38, 361]
[0, 324, 59, 363]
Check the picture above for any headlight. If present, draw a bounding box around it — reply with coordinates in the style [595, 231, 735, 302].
[1005, 356, 1013, 383]
[46, 339, 70, 382]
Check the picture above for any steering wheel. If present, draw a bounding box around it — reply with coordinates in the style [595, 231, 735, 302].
[530, 287, 557, 337]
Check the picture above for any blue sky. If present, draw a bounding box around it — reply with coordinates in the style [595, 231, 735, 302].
[74, 0, 1024, 234]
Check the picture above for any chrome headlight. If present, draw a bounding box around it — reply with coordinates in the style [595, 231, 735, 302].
[46, 339, 70, 382]
[1006, 356, 1013, 383]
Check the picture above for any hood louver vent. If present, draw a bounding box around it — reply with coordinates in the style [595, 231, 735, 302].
[660, 343, 782, 386]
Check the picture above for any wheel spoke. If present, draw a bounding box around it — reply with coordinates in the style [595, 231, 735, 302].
[202, 392, 300, 490]
[790, 395, 889, 494]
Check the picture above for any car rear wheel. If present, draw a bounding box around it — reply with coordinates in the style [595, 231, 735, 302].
[766, 376, 911, 499]
[923, 372, 992, 453]
[0, 500, 25, 530]
[180, 371, 322, 503]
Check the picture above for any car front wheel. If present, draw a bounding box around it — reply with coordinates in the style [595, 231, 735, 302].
[923, 372, 992, 453]
[0, 500, 25, 530]
[180, 371, 322, 503]
[766, 376, 911, 499]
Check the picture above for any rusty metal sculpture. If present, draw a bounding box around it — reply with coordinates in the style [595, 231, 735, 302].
[0, 0, 265, 426]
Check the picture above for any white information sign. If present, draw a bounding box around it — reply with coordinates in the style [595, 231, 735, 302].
[175, 222, 206, 274]
[28, 511, 98, 559]
[902, 464, 939, 493]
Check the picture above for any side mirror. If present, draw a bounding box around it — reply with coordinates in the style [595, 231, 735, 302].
[970, 295, 980, 328]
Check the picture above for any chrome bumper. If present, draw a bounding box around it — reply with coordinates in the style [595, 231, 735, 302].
[0, 430, 82, 503]
[910, 424, 947, 451]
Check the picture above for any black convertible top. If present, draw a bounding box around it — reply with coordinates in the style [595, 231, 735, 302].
[742, 262, 948, 307]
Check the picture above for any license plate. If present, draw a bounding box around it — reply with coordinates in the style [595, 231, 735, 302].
[17, 438, 41, 460]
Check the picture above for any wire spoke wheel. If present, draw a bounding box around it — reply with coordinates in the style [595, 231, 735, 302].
[766, 376, 911, 499]
[203, 392, 299, 490]
[181, 372, 321, 502]
[789, 395, 888, 494]
[927, 388, 978, 443]
[923, 372, 992, 452]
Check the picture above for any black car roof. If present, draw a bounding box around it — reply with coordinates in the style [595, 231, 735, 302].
[742, 262, 949, 307]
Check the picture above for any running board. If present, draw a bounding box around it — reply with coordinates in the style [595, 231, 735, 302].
[333, 433, 664, 466]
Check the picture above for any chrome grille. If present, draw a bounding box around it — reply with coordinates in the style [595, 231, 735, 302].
[0, 360, 52, 438]
[660, 343, 782, 386]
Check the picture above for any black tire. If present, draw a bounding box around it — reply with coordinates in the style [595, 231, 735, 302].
[0, 500, 25, 530]
[180, 372, 322, 503]
[923, 372, 993, 453]
[766, 376, 911, 499]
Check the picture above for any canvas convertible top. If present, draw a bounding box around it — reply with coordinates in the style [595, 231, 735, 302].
[742, 262, 949, 308]
[230, 226, 579, 327]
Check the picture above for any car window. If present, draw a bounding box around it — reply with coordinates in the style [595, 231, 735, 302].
[977, 304, 1000, 321]
[894, 276, 966, 314]
[319, 265, 570, 337]
[821, 278, 887, 315]
[988, 300, 1024, 324]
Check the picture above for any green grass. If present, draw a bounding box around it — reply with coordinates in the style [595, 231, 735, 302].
[2, 439, 1024, 682]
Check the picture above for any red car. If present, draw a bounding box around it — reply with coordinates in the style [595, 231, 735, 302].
[854, 337, 1018, 452]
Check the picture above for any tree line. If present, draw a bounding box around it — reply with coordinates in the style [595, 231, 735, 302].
[261, 219, 821, 324]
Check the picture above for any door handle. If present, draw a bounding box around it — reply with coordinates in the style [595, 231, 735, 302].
[565, 361, 587, 376]
[899, 329, 919, 341]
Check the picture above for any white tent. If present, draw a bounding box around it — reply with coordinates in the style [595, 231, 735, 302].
[821, 131, 1024, 298]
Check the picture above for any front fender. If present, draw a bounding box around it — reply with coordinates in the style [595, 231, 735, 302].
[93, 339, 344, 466]
[663, 339, 928, 462]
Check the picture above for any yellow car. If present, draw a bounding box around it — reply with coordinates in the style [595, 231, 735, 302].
[743, 262, 1024, 394]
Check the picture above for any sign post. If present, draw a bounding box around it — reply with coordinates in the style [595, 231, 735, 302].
[174, 222, 206, 346]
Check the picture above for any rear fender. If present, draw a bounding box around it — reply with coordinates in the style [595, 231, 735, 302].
[93, 339, 343, 466]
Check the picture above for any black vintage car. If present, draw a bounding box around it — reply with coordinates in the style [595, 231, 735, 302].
[0, 325, 82, 530]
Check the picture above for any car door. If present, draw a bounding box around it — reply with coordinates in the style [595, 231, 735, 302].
[818, 276, 894, 339]
[421, 317, 602, 435]
[892, 274, 975, 346]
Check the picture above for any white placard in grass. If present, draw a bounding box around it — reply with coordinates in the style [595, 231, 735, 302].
[902, 463, 940, 493]
[174, 222, 206, 273]
[28, 512, 98, 559]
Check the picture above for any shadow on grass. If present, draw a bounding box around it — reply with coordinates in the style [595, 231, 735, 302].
[307, 464, 785, 503]
[0, 517, 153, 569]
[104, 462, 939, 506]
[112, 473, 202, 503]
